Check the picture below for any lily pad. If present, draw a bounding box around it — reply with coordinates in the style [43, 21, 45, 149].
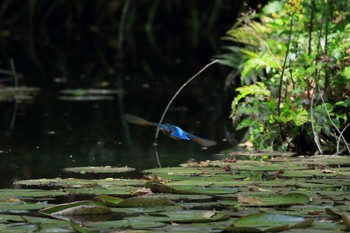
[126, 210, 229, 223]
[0, 189, 67, 198]
[40, 200, 111, 217]
[229, 213, 314, 232]
[63, 166, 135, 174]
[117, 195, 174, 207]
[13, 178, 98, 188]
[237, 193, 310, 207]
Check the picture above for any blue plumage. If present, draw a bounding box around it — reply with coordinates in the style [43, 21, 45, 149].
[123, 114, 216, 147]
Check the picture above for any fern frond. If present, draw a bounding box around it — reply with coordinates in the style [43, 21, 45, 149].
[224, 21, 271, 47]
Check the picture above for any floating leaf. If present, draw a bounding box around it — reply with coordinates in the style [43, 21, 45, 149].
[238, 193, 310, 207]
[63, 166, 135, 174]
[0, 189, 67, 198]
[117, 195, 174, 207]
[40, 200, 111, 216]
[127, 210, 229, 223]
[229, 213, 313, 232]
[172, 185, 239, 195]
[145, 181, 175, 193]
[13, 178, 97, 188]
[86, 219, 166, 230]
[70, 219, 90, 233]
[95, 195, 124, 207]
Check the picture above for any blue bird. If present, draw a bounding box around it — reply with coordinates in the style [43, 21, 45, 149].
[123, 114, 216, 147]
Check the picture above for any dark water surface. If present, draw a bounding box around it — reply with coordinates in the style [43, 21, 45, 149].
[0, 84, 233, 188]
[0, 2, 247, 188]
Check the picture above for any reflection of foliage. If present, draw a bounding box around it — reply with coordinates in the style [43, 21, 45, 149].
[222, 0, 350, 154]
[0, 1, 241, 87]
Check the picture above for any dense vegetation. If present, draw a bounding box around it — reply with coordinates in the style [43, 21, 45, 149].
[220, 0, 350, 154]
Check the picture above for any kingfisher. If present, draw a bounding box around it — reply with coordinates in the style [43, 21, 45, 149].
[123, 114, 216, 147]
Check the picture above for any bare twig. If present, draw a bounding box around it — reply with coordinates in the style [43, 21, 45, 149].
[153, 59, 219, 146]
[336, 123, 350, 155]
[317, 86, 350, 154]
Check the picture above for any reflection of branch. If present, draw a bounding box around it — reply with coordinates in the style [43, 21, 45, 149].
[310, 93, 323, 154]
[10, 59, 18, 129]
[153, 59, 219, 146]
[154, 146, 161, 168]
[317, 86, 350, 154]
[117, 0, 131, 61]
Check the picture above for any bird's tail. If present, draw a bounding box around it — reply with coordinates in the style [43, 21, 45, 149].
[123, 114, 157, 127]
[191, 137, 217, 147]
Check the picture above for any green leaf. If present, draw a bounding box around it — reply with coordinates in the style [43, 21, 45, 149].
[117, 195, 174, 207]
[94, 195, 124, 207]
[239, 193, 310, 207]
[335, 100, 350, 107]
[40, 201, 111, 217]
[231, 213, 313, 232]
[63, 166, 135, 174]
[69, 219, 90, 233]
[293, 108, 308, 126]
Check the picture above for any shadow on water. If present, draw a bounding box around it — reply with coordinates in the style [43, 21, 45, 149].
[0, 1, 253, 188]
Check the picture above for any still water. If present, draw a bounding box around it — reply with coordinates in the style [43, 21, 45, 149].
[0, 81, 233, 188]
[0, 7, 241, 188]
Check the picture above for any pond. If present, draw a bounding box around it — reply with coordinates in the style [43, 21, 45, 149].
[0, 2, 239, 188]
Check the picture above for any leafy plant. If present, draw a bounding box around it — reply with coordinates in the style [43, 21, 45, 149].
[222, 0, 350, 154]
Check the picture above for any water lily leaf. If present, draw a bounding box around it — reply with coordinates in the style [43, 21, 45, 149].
[117, 195, 174, 207]
[278, 170, 337, 178]
[0, 189, 67, 198]
[126, 210, 229, 223]
[14, 178, 97, 188]
[63, 166, 135, 174]
[165, 194, 214, 202]
[172, 185, 239, 195]
[0, 201, 50, 212]
[145, 181, 175, 193]
[86, 219, 166, 230]
[40, 200, 111, 216]
[70, 219, 90, 233]
[65, 186, 137, 195]
[95, 195, 124, 207]
[239, 193, 310, 207]
[111, 205, 181, 214]
[0, 222, 40, 233]
[230, 213, 313, 232]
[155, 210, 229, 223]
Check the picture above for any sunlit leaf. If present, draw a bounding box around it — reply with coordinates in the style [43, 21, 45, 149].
[63, 166, 135, 174]
[117, 195, 174, 207]
[230, 213, 313, 232]
[40, 200, 111, 216]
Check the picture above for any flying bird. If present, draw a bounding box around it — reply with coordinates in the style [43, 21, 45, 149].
[123, 114, 217, 147]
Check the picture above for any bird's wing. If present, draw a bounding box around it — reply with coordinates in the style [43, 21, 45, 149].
[186, 132, 217, 147]
[123, 114, 158, 127]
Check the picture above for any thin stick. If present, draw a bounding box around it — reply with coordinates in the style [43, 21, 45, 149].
[10, 59, 18, 87]
[317, 86, 350, 154]
[153, 59, 219, 146]
[336, 123, 350, 155]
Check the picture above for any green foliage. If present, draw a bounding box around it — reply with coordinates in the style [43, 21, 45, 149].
[222, 0, 350, 153]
